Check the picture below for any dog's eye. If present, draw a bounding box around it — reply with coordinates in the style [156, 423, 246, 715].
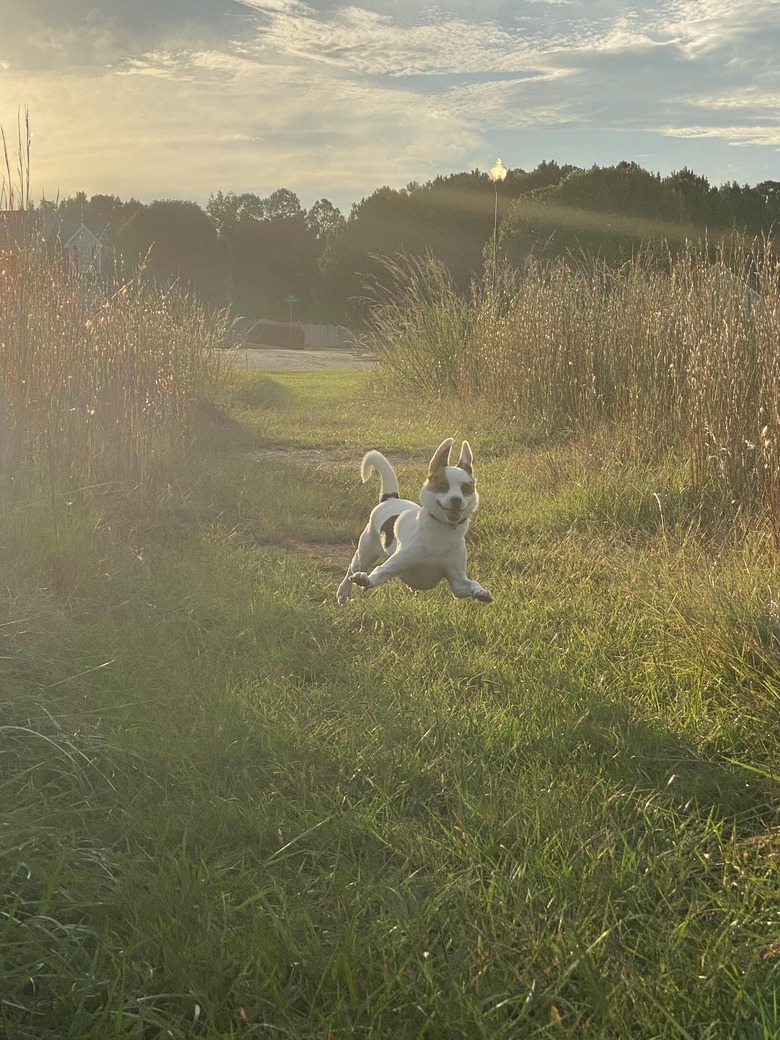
[462, 482, 475, 496]
[427, 473, 450, 493]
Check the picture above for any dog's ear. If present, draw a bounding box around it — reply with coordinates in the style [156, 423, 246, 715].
[457, 441, 473, 475]
[428, 438, 454, 476]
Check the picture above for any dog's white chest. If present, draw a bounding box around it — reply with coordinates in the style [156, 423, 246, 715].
[398, 561, 446, 591]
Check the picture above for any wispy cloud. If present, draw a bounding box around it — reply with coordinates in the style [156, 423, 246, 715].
[236, 1, 542, 77]
[1, 0, 779, 210]
[665, 125, 780, 149]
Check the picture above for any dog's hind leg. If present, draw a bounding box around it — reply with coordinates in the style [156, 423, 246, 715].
[336, 528, 383, 604]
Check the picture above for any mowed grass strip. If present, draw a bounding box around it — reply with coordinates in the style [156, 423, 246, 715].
[2, 368, 779, 1039]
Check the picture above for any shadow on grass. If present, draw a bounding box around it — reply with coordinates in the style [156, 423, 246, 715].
[228, 372, 294, 410]
[561, 691, 774, 825]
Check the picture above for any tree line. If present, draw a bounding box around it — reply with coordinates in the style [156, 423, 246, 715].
[43, 160, 780, 326]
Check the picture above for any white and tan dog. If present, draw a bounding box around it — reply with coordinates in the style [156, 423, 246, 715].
[336, 438, 492, 604]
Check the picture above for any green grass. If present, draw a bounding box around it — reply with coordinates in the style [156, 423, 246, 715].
[2, 368, 779, 1039]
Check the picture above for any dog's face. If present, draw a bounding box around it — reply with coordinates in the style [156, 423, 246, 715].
[419, 438, 479, 525]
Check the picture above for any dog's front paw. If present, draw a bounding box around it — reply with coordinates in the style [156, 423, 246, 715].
[349, 571, 372, 589]
[473, 587, 493, 603]
[336, 579, 353, 604]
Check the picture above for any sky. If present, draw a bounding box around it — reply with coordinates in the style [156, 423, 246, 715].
[1, 0, 780, 215]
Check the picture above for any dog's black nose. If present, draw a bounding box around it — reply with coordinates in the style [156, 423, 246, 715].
[449, 497, 463, 509]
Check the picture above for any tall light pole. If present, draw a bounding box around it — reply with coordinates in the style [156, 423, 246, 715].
[489, 158, 508, 294]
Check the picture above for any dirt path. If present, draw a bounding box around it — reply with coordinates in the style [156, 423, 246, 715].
[224, 347, 374, 371]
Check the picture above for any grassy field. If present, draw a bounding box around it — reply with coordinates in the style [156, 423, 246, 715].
[2, 363, 779, 1039]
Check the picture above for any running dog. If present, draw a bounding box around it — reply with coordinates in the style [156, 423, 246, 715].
[336, 438, 492, 604]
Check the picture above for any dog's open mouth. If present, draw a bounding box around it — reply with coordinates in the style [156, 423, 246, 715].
[445, 508, 463, 522]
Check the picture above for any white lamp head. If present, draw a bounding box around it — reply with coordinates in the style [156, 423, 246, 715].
[490, 158, 508, 183]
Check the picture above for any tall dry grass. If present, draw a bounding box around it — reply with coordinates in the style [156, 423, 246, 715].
[0, 232, 224, 496]
[365, 243, 780, 527]
[1, 107, 31, 211]
[360, 253, 474, 395]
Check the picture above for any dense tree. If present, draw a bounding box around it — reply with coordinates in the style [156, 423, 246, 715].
[317, 163, 587, 321]
[207, 188, 312, 230]
[318, 187, 411, 322]
[226, 211, 319, 319]
[537, 162, 670, 218]
[713, 180, 780, 235]
[51, 192, 142, 237]
[264, 188, 303, 221]
[203, 188, 345, 318]
[117, 200, 226, 306]
[666, 167, 718, 226]
[206, 191, 266, 233]
[514, 160, 578, 193]
[306, 198, 346, 241]
[756, 181, 780, 213]
[319, 176, 502, 321]
[49, 160, 780, 324]
[498, 160, 780, 268]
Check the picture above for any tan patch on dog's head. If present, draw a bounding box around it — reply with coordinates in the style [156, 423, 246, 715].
[425, 470, 450, 494]
[424, 437, 478, 494]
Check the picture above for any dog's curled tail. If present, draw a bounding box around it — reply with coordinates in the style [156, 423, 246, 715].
[361, 449, 399, 501]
